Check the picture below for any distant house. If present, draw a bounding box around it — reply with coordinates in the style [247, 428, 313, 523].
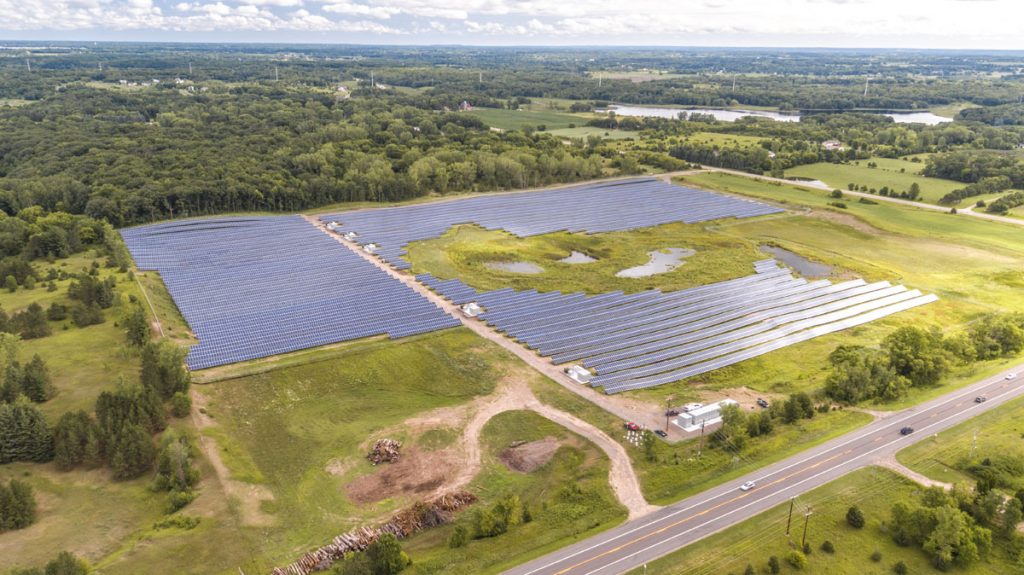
[822, 139, 845, 151]
[458, 100, 474, 111]
[674, 399, 738, 432]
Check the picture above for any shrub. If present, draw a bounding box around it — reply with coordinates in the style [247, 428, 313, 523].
[785, 550, 807, 570]
[802, 541, 812, 555]
[171, 392, 192, 418]
[768, 555, 781, 574]
[167, 490, 197, 513]
[821, 540, 835, 553]
[871, 550, 883, 562]
[893, 561, 908, 575]
[847, 506, 865, 528]
[448, 524, 468, 548]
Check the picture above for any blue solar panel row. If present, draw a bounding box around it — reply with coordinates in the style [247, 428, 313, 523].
[121, 216, 460, 370]
[321, 178, 783, 269]
[418, 260, 936, 393]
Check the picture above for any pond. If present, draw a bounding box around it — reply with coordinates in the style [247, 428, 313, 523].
[601, 105, 951, 125]
[616, 248, 696, 278]
[485, 261, 544, 274]
[760, 246, 833, 278]
[560, 250, 597, 264]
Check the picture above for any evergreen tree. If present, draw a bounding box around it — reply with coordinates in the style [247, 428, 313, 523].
[109, 423, 156, 480]
[124, 304, 149, 346]
[21, 354, 52, 402]
[14, 303, 51, 339]
[0, 479, 38, 531]
[366, 533, 409, 575]
[140, 341, 190, 400]
[5, 275, 17, 293]
[70, 302, 104, 327]
[53, 410, 100, 470]
[0, 398, 53, 463]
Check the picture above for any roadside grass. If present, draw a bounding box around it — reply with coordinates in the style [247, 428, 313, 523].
[897, 394, 1024, 487]
[627, 467, 1017, 575]
[404, 222, 765, 295]
[785, 156, 963, 204]
[466, 108, 589, 131]
[192, 328, 517, 571]
[401, 410, 627, 575]
[930, 102, 979, 118]
[526, 372, 872, 505]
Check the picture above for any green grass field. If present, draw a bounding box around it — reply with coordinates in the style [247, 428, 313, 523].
[628, 467, 1018, 575]
[188, 327, 629, 573]
[405, 222, 768, 295]
[401, 410, 626, 574]
[686, 131, 767, 149]
[786, 157, 963, 204]
[897, 394, 1024, 487]
[466, 108, 589, 131]
[546, 126, 640, 140]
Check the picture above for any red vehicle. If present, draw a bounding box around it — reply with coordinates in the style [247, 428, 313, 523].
[624, 422, 641, 431]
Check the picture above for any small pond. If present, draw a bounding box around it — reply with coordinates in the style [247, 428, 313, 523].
[760, 246, 833, 278]
[616, 248, 696, 278]
[560, 250, 597, 264]
[485, 261, 544, 274]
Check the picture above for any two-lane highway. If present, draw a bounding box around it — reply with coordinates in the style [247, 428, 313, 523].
[504, 364, 1024, 575]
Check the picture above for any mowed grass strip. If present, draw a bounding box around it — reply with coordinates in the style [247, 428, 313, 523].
[627, 467, 1018, 575]
[466, 108, 590, 130]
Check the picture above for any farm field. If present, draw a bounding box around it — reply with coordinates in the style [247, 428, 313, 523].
[190, 327, 627, 573]
[628, 467, 1020, 575]
[685, 131, 767, 149]
[466, 107, 589, 131]
[785, 157, 963, 204]
[897, 394, 1024, 488]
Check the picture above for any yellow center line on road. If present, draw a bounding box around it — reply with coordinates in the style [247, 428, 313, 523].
[553, 449, 856, 575]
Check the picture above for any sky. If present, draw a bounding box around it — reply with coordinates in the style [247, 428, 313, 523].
[0, 0, 1021, 49]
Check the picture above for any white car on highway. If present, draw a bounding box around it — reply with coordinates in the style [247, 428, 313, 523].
[1007, 373, 1017, 380]
[739, 481, 756, 492]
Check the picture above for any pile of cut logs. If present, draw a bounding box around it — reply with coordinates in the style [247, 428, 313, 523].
[270, 490, 477, 575]
[366, 438, 402, 465]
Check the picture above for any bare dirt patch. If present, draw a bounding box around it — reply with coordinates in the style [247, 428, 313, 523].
[806, 209, 881, 235]
[499, 436, 561, 473]
[697, 385, 780, 412]
[345, 447, 461, 505]
[190, 390, 276, 527]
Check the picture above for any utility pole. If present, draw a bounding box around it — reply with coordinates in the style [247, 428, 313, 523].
[274, 66, 279, 82]
[598, 73, 602, 88]
[478, 71, 482, 84]
[371, 70, 375, 88]
[801, 510, 813, 549]
[189, 61, 193, 75]
[25, 59, 31, 72]
[697, 420, 706, 458]
[732, 76, 737, 91]
[863, 76, 870, 97]
[785, 497, 796, 536]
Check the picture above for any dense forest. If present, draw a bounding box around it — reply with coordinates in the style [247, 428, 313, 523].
[0, 44, 1023, 226]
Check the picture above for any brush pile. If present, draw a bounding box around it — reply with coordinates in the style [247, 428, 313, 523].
[366, 438, 402, 465]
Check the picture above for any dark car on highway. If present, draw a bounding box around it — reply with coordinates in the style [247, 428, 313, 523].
[900, 426, 914, 435]
[975, 396, 987, 403]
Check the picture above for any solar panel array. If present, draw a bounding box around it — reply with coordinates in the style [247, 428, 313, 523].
[121, 216, 460, 370]
[319, 178, 782, 269]
[419, 260, 937, 394]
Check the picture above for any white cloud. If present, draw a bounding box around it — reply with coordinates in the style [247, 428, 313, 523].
[0, 0, 1019, 47]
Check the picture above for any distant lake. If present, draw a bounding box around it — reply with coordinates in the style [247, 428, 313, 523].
[603, 105, 951, 125]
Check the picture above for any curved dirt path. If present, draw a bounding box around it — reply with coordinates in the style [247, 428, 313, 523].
[447, 378, 658, 520]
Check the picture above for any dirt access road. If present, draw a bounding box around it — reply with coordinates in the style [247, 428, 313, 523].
[306, 215, 658, 520]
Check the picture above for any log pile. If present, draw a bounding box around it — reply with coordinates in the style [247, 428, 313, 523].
[270, 490, 477, 575]
[366, 438, 402, 465]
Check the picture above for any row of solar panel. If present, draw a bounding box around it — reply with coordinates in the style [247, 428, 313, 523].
[417, 261, 936, 393]
[122, 216, 460, 370]
[323, 178, 782, 269]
